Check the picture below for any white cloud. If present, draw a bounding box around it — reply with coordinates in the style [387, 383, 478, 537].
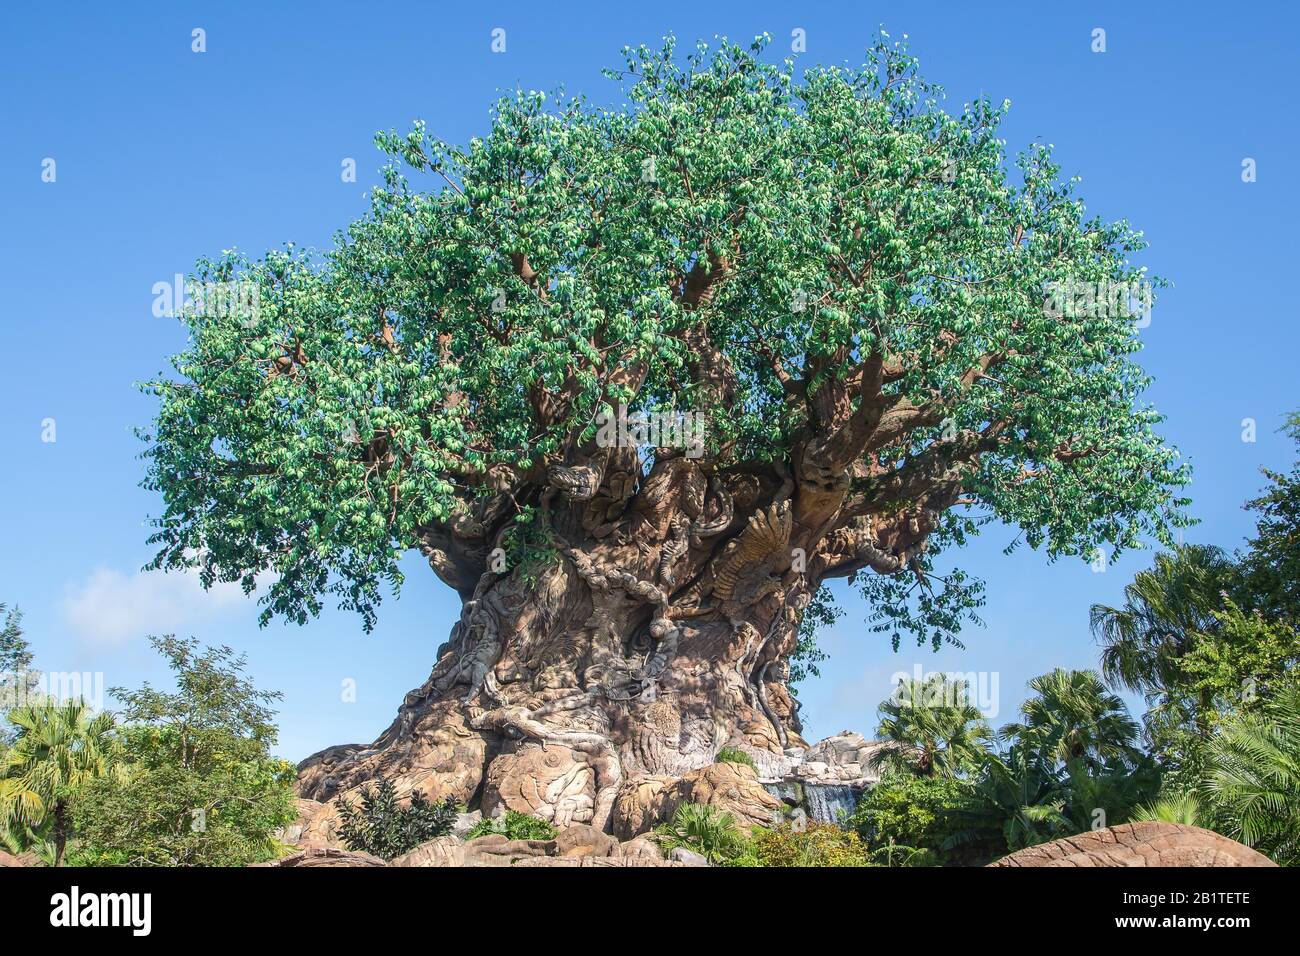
[61, 566, 257, 644]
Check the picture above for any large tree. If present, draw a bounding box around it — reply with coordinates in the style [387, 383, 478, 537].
[143, 36, 1187, 831]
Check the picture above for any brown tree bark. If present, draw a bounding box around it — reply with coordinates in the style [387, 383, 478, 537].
[296, 441, 942, 832]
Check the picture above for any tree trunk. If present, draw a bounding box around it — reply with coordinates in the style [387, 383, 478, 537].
[298, 461, 822, 833]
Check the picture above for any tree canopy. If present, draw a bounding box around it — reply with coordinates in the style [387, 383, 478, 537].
[143, 34, 1187, 646]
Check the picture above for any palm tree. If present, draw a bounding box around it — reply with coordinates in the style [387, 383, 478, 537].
[1134, 792, 1203, 826]
[1202, 686, 1300, 865]
[2, 700, 121, 865]
[1003, 669, 1140, 770]
[872, 675, 993, 778]
[1089, 544, 1235, 698]
[946, 746, 1067, 856]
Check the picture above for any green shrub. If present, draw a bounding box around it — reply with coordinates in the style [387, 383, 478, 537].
[714, 747, 756, 770]
[750, 821, 874, 867]
[466, 809, 557, 842]
[335, 777, 460, 859]
[850, 774, 980, 866]
[655, 803, 745, 863]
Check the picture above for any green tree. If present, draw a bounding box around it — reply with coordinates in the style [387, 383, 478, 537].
[1201, 686, 1300, 865]
[1239, 413, 1300, 623]
[872, 675, 993, 777]
[948, 745, 1068, 855]
[1089, 544, 1235, 703]
[0, 604, 40, 725]
[71, 636, 296, 866]
[142, 34, 1189, 799]
[1002, 668, 1140, 771]
[2, 700, 121, 865]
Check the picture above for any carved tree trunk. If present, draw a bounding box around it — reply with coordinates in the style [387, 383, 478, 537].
[296, 453, 847, 831]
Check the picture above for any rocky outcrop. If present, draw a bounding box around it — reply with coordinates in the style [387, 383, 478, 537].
[257, 847, 388, 867]
[481, 743, 597, 827]
[612, 760, 784, 837]
[989, 823, 1277, 868]
[313, 826, 698, 867]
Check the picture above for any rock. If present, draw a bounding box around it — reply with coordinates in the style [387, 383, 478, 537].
[450, 810, 482, 841]
[611, 774, 675, 840]
[387, 829, 677, 867]
[296, 798, 346, 848]
[663, 761, 785, 831]
[256, 847, 388, 867]
[612, 835, 666, 862]
[669, 847, 709, 866]
[553, 823, 619, 858]
[482, 742, 596, 827]
[391, 836, 465, 867]
[460, 834, 557, 866]
[989, 823, 1277, 867]
[798, 731, 887, 785]
[613, 761, 785, 838]
[297, 700, 489, 806]
[0, 850, 36, 867]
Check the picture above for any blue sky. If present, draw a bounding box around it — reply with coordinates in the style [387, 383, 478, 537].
[2, 1, 1296, 760]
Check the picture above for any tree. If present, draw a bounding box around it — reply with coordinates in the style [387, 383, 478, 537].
[142, 35, 1188, 825]
[0, 604, 39, 724]
[1089, 544, 1235, 702]
[872, 675, 992, 777]
[1239, 412, 1300, 623]
[71, 636, 297, 866]
[1, 701, 121, 865]
[1001, 668, 1140, 771]
[1200, 686, 1300, 865]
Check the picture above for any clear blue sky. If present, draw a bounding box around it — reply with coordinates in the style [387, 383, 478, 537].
[2, 1, 1296, 760]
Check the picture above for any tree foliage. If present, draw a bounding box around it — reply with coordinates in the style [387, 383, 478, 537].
[71, 636, 296, 867]
[142, 33, 1187, 651]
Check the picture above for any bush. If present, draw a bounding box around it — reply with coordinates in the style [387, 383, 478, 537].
[748, 821, 873, 867]
[335, 777, 459, 859]
[655, 803, 746, 863]
[466, 809, 557, 842]
[850, 774, 981, 866]
[714, 747, 756, 770]
[73, 757, 297, 867]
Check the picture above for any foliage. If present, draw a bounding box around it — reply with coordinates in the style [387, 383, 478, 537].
[1239, 412, 1300, 623]
[0, 604, 40, 728]
[748, 821, 874, 867]
[654, 802, 745, 863]
[1, 700, 123, 865]
[1001, 668, 1140, 771]
[73, 744, 297, 867]
[941, 669, 1157, 859]
[789, 586, 839, 686]
[142, 34, 1187, 651]
[851, 773, 977, 865]
[872, 674, 992, 777]
[713, 746, 756, 769]
[70, 635, 296, 866]
[1178, 599, 1300, 721]
[335, 776, 460, 859]
[1200, 687, 1300, 865]
[465, 808, 556, 842]
[1133, 792, 1203, 826]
